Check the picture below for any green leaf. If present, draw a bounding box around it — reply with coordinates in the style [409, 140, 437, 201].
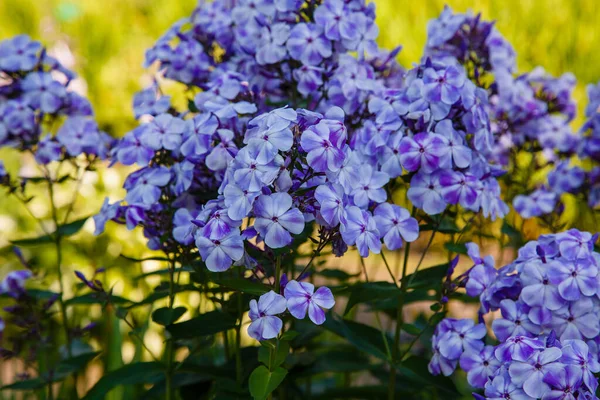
[273, 341, 289, 368]
[343, 282, 399, 315]
[502, 221, 523, 248]
[152, 306, 187, 326]
[11, 216, 90, 246]
[444, 242, 467, 254]
[322, 315, 392, 361]
[56, 351, 101, 377]
[406, 263, 449, 290]
[82, 362, 164, 400]
[402, 324, 421, 335]
[213, 278, 269, 295]
[65, 293, 131, 306]
[119, 254, 169, 263]
[279, 330, 299, 341]
[248, 365, 287, 400]
[0, 378, 44, 391]
[167, 311, 237, 339]
[315, 269, 359, 281]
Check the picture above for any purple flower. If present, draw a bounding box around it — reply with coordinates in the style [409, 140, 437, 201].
[492, 300, 540, 342]
[551, 298, 599, 341]
[21, 72, 66, 113]
[180, 113, 219, 159]
[514, 189, 557, 219]
[245, 108, 296, 164]
[293, 65, 324, 97]
[0, 35, 41, 72]
[350, 165, 388, 208]
[340, 206, 381, 257]
[542, 364, 583, 400]
[0, 270, 33, 298]
[223, 183, 260, 221]
[341, 13, 379, 58]
[556, 230, 594, 261]
[548, 163, 585, 195]
[140, 114, 185, 151]
[196, 230, 244, 272]
[124, 167, 171, 205]
[314, 0, 354, 41]
[466, 264, 497, 297]
[434, 120, 471, 168]
[172, 208, 199, 245]
[253, 193, 305, 249]
[301, 121, 346, 172]
[560, 339, 600, 392]
[133, 86, 171, 119]
[508, 347, 563, 398]
[519, 261, 565, 311]
[437, 319, 486, 360]
[202, 209, 241, 240]
[439, 170, 480, 208]
[206, 129, 238, 171]
[429, 338, 459, 376]
[116, 127, 155, 166]
[56, 117, 101, 157]
[256, 23, 290, 65]
[35, 137, 62, 164]
[248, 291, 287, 341]
[373, 203, 419, 250]
[231, 146, 281, 192]
[399, 133, 448, 173]
[422, 65, 465, 105]
[484, 372, 529, 400]
[495, 336, 545, 362]
[407, 171, 447, 215]
[287, 23, 332, 66]
[93, 198, 120, 235]
[459, 345, 501, 388]
[284, 280, 335, 325]
[547, 260, 597, 301]
[315, 183, 346, 227]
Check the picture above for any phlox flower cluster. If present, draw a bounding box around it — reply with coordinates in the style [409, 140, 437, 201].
[0, 35, 112, 171]
[423, 6, 600, 221]
[430, 230, 600, 399]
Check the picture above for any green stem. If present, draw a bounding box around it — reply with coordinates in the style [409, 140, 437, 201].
[235, 271, 243, 386]
[275, 255, 282, 293]
[165, 258, 176, 400]
[388, 239, 411, 400]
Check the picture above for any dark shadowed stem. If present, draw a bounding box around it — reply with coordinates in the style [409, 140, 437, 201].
[165, 257, 176, 400]
[380, 252, 399, 289]
[388, 239, 411, 400]
[235, 270, 243, 385]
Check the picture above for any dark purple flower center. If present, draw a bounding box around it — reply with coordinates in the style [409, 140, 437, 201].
[534, 363, 542, 370]
[483, 361, 489, 366]
[272, 216, 278, 222]
[542, 279, 549, 285]
[419, 147, 425, 153]
[214, 240, 221, 245]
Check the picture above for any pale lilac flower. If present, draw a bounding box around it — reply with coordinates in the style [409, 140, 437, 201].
[315, 183, 346, 227]
[399, 133, 448, 173]
[248, 291, 287, 341]
[459, 345, 501, 388]
[223, 183, 260, 221]
[124, 167, 171, 205]
[196, 230, 244, 272]
[551, 298, 599, 341]
[373, 203, 419, 250]
[495, 336, 545, 362]
[422, 65, 465, 105]
[407, 171, 447, 215]
[180, 113, 219, 159]
[253, 193, 305, 249]
[0, 270, 33, 298]
[284, 280, 335, 325]
[140, 113, 186, 151]
[492, 300, 540, 342]
[439, 170, 480, 208]
[350, 165, 388, 208]
[548, 260, 597, 301]
[434, 120, 471, 168]
[514, 189, 557, 218]
[256, 23, 290, 65]
[560, 339, 600, 392]
[520, 261, 564, 311]
[438, 319, 486, 360]
[556, 230, 595, 261]
[94, 198, 120, 235]
[21, 72, 66, 113]
[508, 347, 563, 398]
[301, 119, 346, 172]
[340, 206, 381, 257]
[172, 208, 200, 245]
[542, 364, 583, 400]
[484, 372, 529, 400]
[287, 23, 332, 66]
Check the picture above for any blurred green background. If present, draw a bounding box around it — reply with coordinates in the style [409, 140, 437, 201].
[0, 0, 599, 395]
